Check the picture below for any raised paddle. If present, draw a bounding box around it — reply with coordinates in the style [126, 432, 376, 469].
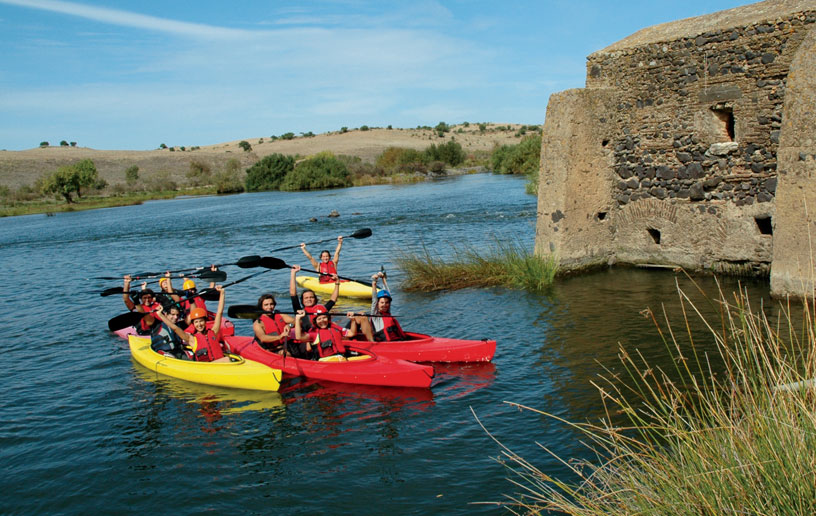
[260, 256, 372, 285]
[98, 269, 227, 296]
[196, 261, 281, 301]
[268, 228, 372, 253]
[93, 255, 262, 280]
[107, 286, 225, 331]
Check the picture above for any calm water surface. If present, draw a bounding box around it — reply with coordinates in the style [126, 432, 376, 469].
[0, 174, 770, 514]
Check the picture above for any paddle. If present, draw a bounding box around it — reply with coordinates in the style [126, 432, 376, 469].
[260, 256, 372, 285]
[92, 255, 262, 280]
[269, 228, 373, 253]
[196, 260, 282, 301]
[98, 270, 227, 296]
[107, 285, 225, 332]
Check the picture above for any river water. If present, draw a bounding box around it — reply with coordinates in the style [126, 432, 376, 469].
[0, 174, 770, 514]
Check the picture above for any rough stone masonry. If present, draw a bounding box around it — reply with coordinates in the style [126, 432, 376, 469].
[535, 0, 816, 298]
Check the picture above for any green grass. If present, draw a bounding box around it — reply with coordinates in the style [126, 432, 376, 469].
[485, 279, 816, 514]
[0, 187, 216, 217]
[395, 240, 558, 292]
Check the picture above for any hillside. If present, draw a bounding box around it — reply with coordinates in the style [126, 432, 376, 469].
[0, 124, 528, 189]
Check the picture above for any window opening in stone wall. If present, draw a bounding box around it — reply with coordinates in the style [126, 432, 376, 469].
[711, 107, 735, 141]
[754, 215, 773, 235]
[597, 211, 607, 221]
[647, 228, 661, 245]
[602, 139, 610, 147]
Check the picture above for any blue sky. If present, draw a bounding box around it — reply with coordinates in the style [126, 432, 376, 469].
[0, 0, 748, 151]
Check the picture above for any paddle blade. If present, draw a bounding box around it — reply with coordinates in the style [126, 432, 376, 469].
[198, 289, 220, 301]
[100, 287, 126, 297]
[236, 255, 262, 268]
[108, 311, 145, 332]
[350, 228, 372, 239]
[259, 257, 287, 269]
[227, 305, 264, 319]
[197, 270, 227, 282]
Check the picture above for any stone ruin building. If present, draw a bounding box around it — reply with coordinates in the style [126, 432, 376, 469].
[535, 0, 816, 297]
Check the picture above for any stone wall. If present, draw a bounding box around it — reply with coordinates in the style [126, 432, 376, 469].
[536, 0, 816, 294]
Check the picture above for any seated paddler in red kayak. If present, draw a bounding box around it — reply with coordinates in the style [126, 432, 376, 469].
[252, 293, 295, 355]
[122, 275, 162, 336]
[293, 306, 362, 360]
[289, 265, 340, 333]
[367, 272, 407, 342]
[154, 285, 230, 363]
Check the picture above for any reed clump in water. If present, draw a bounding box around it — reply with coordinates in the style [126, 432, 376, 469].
[396, 241, 557, 292]
[483, 281, 816, 515]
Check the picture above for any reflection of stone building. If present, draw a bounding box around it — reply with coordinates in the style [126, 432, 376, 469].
[535, 0, 816, 297]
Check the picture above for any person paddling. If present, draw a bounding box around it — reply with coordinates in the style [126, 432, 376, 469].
[300, 235, 343, 283]
[150, 305, 190, 359]
[154, 285, 230, 363]
[289, 265, 340, 333]
[252, 294, 295, 355]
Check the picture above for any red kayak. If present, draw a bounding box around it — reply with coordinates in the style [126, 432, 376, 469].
[224, 336, 434, 389]
[343, 332, 496, 363]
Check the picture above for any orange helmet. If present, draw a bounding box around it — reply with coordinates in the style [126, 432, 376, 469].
[183, 279, 196, 290]
[189, 307, 208, 321]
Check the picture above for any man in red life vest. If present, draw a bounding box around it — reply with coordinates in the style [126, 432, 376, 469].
[252, 293, 295, 354]
[369, 272, 406, 341]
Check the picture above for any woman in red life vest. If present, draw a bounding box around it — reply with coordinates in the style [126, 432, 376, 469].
[300, 235, 343, 283]
[252, 294, 295, 354]
[293, 306, 361, 359]
[122, 275, 162, 335]
[369, 272, 406, 342]
[155, 285, 230, 363]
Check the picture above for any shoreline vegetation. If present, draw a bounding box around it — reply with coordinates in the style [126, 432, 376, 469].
[489, 278, 816, 514]
[396, 241, 558, 292]
[1, 123, 542, 218]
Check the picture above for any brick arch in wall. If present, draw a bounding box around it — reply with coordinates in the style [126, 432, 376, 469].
[770, 24, 816, 297]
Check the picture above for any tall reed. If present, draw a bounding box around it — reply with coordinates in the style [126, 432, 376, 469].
[395, 240, 558, 292]
[482, 279, 816, 514]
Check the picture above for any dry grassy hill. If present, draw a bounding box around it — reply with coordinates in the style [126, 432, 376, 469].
[0, 124, 528, 189]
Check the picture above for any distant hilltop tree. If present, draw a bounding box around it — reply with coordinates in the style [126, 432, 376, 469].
[239, 140, 252, 152]
[60, 140, 69, 147]
[159, 143, 167, 149]
[39, 141, 49, 148]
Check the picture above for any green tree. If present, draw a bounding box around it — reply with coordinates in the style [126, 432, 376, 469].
[238, 140, 252, 152]
[159, 143, 167, 149]
[187, 160, 212, 186]
[280, 152, 351, 191]
[360, 125, 369, 131]
[214, 159, 245, 194]
[70, 142, 76, 147]
[41, 166, 79, 203]
[280, 132, 295, 140]
[434, 121, 450, 137]
[125, 165, 140, 185]
[340, 127, 348, 133]
[73, 159, 100, 198]
[245, 153, 295, 191]
[40, 141, 49, 148]
[60, 140, 69, 147]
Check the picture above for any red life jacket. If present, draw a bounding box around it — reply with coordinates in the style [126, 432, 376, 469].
[259, 313, 287, 335]
[318, 261, 337, 283]
[137, 301, 162, 334]
[373, 312, 406, 341]
[190, 329, 224, 362]
[309, 324, 345, 357]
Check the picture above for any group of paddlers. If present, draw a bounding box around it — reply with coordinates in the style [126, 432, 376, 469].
[120, 236, 406, 363]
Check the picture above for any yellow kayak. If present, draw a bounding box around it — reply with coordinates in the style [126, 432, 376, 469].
[296, 275, 371, 298]
[128, 335, 281, 391]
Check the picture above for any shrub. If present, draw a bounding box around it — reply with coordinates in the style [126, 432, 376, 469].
[60, 140, 69, 147]
[144, 170, 177, 192]
[338, 154, 385, 178]
[213, 164, 245, 194]
[434, 121, 450, 137]
[376, 147, 428, 174]
[280, 152, 351, 191]
[179, 146, 186, 151]
[387, 125, 392, 130]
[70, 142, 76, 147]
[186, 160, 212, 186]
[238, 140, 252, 152]
[39, 141, 49, 148]
[159, 143, 167, 149]
[245, 153, 294, 192]
[340, 127, 348, 134]
[280, 132, 295, 140]
[360, 125, 369, 131]
[425, 140, 465, 166]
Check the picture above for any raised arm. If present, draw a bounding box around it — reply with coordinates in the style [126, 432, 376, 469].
[332, 235, 343, 266]
[289, 264, 301, 297]
[300, 243, 319, 269]
[122, 275, 136, 311]
[211, 285, 225, 336]
[155, 306, 195, 345]
[330, 274, 340, 304]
